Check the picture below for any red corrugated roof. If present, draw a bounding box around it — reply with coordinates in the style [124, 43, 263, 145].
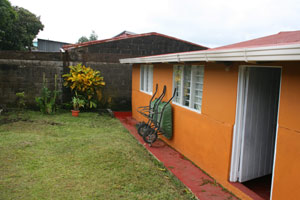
[211, 31, 300, 51]
[63, 32, 207, 50]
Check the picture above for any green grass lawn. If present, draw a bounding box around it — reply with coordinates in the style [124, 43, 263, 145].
[0, 111, 195, 200]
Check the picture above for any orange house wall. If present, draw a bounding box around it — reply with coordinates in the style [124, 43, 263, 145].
[272, 63, 300, 200]
[132, 63, 251, 199]
[132, 62, 300, 200]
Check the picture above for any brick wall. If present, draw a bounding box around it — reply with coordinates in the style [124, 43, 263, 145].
[0, 51, 132, 110]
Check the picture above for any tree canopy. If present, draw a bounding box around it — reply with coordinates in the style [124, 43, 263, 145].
[0, 0, 17, 49]
[0, 0, 44, 50]
[89, 31, 98, 41]
[77, 36, 89, 43]
[77, 31, 98, 44]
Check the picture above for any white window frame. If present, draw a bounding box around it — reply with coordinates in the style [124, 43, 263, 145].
[140, 64, 153, 94]
[172, 65, 204, 113]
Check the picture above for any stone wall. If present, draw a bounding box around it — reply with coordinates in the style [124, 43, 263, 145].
[65, 61, 132, 110]
[0, 51, 132, 110]
[0, 51, 63, 108]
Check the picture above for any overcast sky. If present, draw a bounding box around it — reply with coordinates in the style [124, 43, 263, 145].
[9, 0, 300, 48]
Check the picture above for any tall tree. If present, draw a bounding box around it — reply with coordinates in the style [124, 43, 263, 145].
[77, 31, 98, 43]
[14, 7, 44, 50]
[0, 0, 17, 49]
[77, 36, 89, 43]
[89, 30, 98, 41]
[0, 0, 44, 50]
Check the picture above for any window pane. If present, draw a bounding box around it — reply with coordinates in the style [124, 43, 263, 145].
[192, 66, 204, 111]
[194, 90, 203, 97]
[145, 66, 149, 92]
[140, 66, 144, 91]
[183, 66, 191, 107]
[173, 66, 182, 103]
[173, 65, 204, 112]
[140, 65, 153, 93]
[148, 66, 153, 92]
[194, 103, 202, 110]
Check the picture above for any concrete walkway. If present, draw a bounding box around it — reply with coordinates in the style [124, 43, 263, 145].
[114, 112, 239, 200]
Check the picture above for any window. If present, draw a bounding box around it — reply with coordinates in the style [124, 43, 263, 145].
[173, 65, 204, 112]
[140, 65, 153, 93]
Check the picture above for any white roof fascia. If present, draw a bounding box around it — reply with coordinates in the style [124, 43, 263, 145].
[119, 43, 300, 64]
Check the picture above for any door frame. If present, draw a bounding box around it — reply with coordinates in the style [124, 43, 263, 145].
[229, 65, 282, 198]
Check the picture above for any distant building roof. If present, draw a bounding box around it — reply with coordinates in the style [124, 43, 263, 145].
[38, 39, 71, 52]
[63, 31, 207, 50]
[38, 38, 71, 45]
[113, 31, 136, 38]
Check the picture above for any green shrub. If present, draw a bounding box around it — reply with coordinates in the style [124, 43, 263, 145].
[62, 63, 105, 109]
[35, 73, 60, 114]
[16, 92, 26, 109]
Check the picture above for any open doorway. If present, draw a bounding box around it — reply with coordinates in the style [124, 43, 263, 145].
[230, 66, 281, 199]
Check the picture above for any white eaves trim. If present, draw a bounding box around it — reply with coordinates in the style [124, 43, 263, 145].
[119, 43, 300, 64]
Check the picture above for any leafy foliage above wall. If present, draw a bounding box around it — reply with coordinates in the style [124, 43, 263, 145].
[77, 30, 98, 44]
[0, 0, 44, 50]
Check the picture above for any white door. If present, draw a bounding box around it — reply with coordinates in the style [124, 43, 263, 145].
[238, 67, 281, 182]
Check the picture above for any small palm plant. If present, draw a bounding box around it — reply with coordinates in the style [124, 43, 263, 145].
[72, 96, 85, 111]
[71, 92, 85, 117]
[35, 73, 60, 114]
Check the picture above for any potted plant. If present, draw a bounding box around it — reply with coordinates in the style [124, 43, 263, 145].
[71, 96, 85, 117]
[62, 63, 105, 111]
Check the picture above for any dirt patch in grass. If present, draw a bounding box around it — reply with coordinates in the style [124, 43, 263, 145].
[0, 117, 34, 125]
[0, 116, 62, 126]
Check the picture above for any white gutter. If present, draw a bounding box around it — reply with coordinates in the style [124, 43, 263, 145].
[120, 43, 300, 64]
